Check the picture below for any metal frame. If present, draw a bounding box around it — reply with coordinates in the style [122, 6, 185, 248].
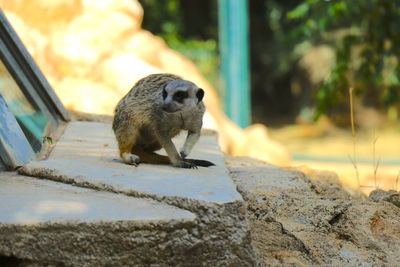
[218, 0, 250, 128]
[0, 9, 70, 169]
[0, 95, 35, 168]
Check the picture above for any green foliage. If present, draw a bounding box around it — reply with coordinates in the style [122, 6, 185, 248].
[139, 0, 219, 86]
[287, 0, 400, 118]
[170, 39, 219, 88]
[139, 0, 399, 123]
[159, 22, 219, 86]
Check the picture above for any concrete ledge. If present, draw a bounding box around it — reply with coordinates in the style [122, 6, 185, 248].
[0, 173, 195, 225]
[2, 122, 261, 266]
[24, 121, 242, 204]
[0, 173, 197, 266]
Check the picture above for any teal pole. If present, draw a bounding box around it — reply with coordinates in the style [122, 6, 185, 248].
[218, 0, 250, 128]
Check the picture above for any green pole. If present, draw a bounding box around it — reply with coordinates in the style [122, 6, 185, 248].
[218, 0, 250, 128]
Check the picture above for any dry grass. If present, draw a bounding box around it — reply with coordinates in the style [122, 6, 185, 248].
[349, 87, 360, 188]
[349, 88, 384, 192]
[372, 135, 381, 189]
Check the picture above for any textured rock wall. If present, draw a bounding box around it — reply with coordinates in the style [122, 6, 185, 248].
[227, 157, 400, 266]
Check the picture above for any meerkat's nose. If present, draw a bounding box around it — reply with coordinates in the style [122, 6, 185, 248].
[162, 103, 176, 113]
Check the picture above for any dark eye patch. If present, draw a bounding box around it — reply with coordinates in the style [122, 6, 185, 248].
[173, 91, 188, 103]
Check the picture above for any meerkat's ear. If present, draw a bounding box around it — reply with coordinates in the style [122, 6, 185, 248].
[196, 88, 204, 103]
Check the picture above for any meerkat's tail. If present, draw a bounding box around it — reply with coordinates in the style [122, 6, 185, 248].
[132, 149, 171, 165]
[130, 147, 215, 167]
[184, 158, 215, 167]
[139, 153, 215, 168]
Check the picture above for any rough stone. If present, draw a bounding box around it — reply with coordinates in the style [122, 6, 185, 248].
[226, 156, 400, 266]
[11, 121, 260, 266]
[0, 173, 198, 266]
[369, 189, 400, 208]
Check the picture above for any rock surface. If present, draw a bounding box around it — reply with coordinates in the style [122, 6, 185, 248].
[0, 173, 198, 266]
[3, 121, 262, 266]
[369, 189, 400, 208]
[1, 119, 399, 265]
[227, 157, 400, 266]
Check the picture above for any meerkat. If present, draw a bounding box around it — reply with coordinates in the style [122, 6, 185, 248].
[112, 73, 215, 169]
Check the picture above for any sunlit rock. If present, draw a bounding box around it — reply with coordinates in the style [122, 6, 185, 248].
[100, 53, 162, 94]
[55, 78, 120, 114]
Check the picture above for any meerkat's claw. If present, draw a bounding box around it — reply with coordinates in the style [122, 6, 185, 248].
[191, 164, 198, 170]
[174, 160, 197, 169]
[185, 161, 198, 169]
[122, 152, 140, 166]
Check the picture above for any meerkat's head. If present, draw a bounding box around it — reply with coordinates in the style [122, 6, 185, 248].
[161, 79, 204, 113]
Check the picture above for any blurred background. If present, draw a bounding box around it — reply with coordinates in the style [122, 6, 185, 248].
[1, 0, 399, 194]
[137, 0, 400, 194]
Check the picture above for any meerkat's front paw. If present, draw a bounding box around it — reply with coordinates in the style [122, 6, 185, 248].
[173, 160, 198, 169]
[121, 152, 140, 166]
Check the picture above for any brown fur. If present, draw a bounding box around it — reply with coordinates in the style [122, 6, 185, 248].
[112, 73, 211, 168]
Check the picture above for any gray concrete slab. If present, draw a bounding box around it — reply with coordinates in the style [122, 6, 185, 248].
[20, 121, 242, 204]
[0, 172, 195, 225]
[0, 173, 203, 266]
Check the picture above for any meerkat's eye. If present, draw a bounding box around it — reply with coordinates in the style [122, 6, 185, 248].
[173, 91, 188, 103]
[162, 88, 168, 99]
